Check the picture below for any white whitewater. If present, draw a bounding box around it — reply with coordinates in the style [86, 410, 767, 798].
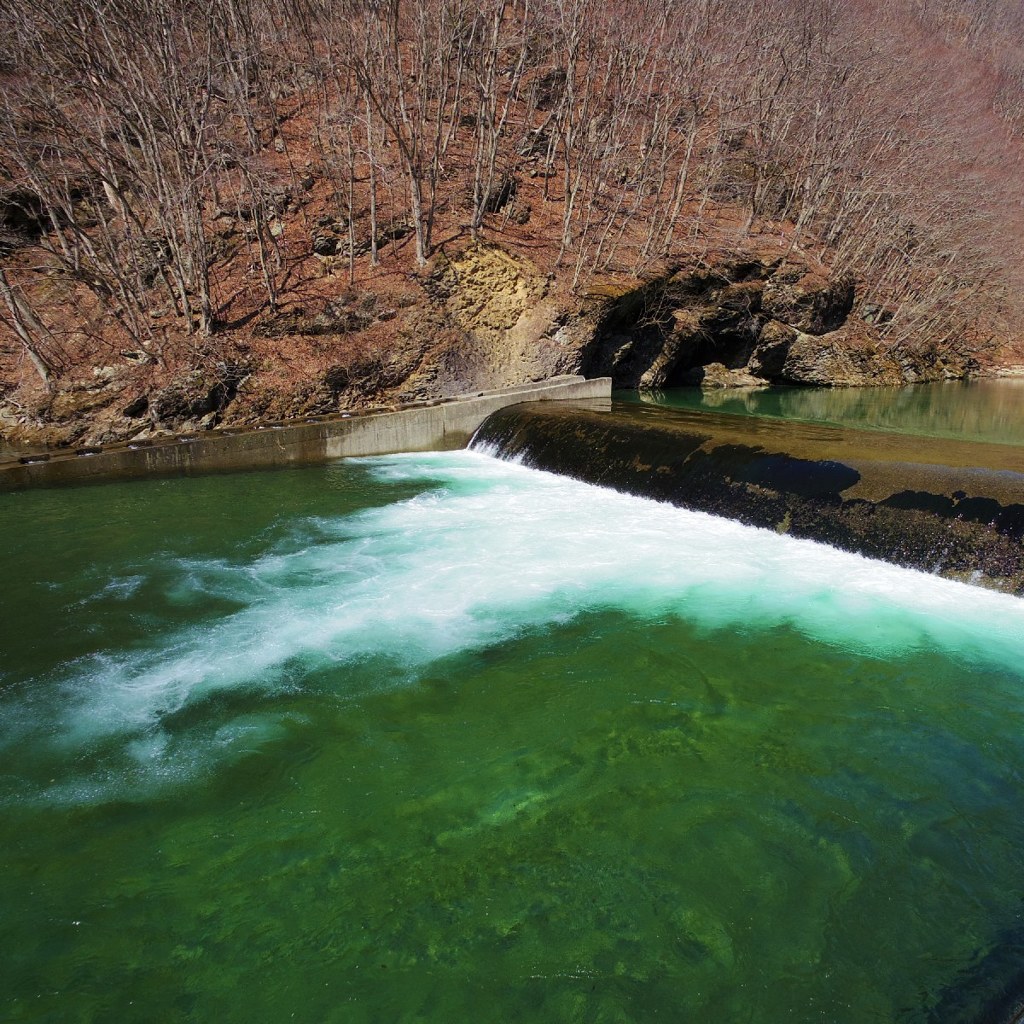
[3, 448, 1023, 802]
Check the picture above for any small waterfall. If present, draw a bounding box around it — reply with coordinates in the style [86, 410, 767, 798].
[472, 399, 1024, 594]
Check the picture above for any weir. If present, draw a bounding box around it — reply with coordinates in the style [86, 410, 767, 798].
[5, 373, 1023, 595]
[472, 399, 1024, 594]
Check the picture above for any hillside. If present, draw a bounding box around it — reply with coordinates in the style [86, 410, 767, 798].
[1, 0, 1023, 448]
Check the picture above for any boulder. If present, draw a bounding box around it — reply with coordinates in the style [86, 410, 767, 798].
[312, 233, 343, 257]
[690, 362, 769, 389]
[122, 395, 149, 418]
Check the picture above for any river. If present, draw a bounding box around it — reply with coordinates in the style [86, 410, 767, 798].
[625, 377, 1024, 445]
[2, 392, 1024, 1022]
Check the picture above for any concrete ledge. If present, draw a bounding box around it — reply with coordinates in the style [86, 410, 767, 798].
[0, 376, 611, 491]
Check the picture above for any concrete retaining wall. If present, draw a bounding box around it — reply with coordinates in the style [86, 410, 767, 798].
[0, 376, 611, 490]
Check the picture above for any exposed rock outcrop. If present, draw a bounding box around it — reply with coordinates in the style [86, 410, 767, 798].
[575, 254, 973, 389]
[396, 245, 960, 401]
[147, 364, 250, 431]
[400, 242, 569, 396]
[761, 268, 854, 334]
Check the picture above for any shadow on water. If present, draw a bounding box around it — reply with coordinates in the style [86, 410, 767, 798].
[928, 914, 1024, 1024]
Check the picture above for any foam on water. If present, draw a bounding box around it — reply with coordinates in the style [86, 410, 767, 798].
[3, 448, 1023, 803]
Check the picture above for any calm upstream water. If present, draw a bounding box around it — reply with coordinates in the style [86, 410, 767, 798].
[3, 440, 1024, 1020]
[625, 377, 1024, 445]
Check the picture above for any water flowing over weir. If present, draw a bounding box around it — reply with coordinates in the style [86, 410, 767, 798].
[471, 399, 1024, 593]
[4, 451, 1024, 1022]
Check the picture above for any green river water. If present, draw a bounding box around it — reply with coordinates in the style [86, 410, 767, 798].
[626, 378, 1024, 446]
[3, 420, 1024, 1022]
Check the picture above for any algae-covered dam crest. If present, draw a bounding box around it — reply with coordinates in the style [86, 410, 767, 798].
[3, 449, 1024, 1022]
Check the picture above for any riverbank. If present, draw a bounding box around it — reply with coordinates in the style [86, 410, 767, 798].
[1, 241, 1006, 457]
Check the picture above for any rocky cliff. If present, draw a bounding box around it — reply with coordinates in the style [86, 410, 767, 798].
[575, 255, 975, 390]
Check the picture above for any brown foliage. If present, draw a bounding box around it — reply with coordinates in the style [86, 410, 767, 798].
[0, 0, 1022, 397]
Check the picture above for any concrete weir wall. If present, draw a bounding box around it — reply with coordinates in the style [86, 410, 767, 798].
[0, 376, 611, 491]
[473, 400, 1024, 594]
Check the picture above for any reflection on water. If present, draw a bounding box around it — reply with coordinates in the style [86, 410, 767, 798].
[627, 378, 1024, 445]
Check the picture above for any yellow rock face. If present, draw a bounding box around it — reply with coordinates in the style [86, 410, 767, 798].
[438, 243, 547, 336]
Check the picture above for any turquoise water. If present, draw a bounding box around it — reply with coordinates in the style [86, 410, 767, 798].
[3, 452, 1024, 1022]
[624, 378, 1024, 445]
